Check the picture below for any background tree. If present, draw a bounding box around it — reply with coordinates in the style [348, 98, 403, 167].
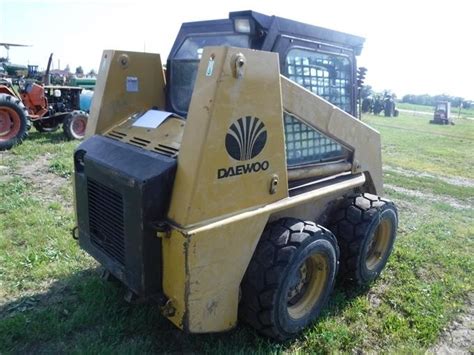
[360, 85, 374, 99]
[401, 93, 467, 107]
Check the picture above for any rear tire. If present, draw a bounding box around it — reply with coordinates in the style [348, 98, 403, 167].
[0, 93, 29, 151]
[63, 110, 88, 140]
[330, 193, 398, 285]
[240, 218, 339, 341]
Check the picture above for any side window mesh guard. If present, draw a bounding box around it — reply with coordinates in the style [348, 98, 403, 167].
[284, 112, 349, 167]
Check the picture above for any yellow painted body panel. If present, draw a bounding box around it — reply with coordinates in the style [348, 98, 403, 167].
[86, 50, 166, 137]
[167, 47, 288, 227]
[186, 214, 269, 332]
[161, 229, 187, 329]
[162, 214, 270, 332]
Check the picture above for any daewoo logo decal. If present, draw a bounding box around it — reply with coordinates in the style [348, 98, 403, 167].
[218, 116, 270, 179]
[225, 116, 267, 161]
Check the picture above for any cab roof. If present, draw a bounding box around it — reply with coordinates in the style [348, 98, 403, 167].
[173, 10, 365, 56]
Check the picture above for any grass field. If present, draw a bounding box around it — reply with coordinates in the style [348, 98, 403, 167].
[0, 113, 473, 353]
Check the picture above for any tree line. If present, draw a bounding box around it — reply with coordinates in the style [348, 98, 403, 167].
[401, 94, 471, 109]
[361, 85, 471, 109]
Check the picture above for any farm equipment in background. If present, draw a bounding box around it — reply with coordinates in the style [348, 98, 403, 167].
[0, 53, 88, 150]
[73, 11, 398, 340]
[430, 101, 454, 125]
[383, 94, 398, 117]
[69, 77, 97, 90]
[362, 92, 399, 117]
[0, 42, 31, 78]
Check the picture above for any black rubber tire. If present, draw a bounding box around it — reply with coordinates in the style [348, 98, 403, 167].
[63, 110, 88, 140]
[240, 218, 339, 341]
[33, 120, 60, 133]
[329, 193, 398, 285]
[0, 93, 29, 151]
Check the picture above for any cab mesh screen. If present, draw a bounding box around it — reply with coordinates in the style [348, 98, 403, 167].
[284, 113, 347, 166]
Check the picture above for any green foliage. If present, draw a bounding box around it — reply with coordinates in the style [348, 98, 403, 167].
[360, 85, 373, 99]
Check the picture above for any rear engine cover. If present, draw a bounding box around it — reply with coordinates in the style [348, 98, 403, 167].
[74, 135, 176, 297]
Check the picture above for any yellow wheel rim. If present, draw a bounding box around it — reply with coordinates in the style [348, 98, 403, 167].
[287, 253, 328, 320]
[366, 218, 391, 270]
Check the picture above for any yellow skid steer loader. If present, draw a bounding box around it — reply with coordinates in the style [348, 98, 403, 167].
[73, 11, 397, 340]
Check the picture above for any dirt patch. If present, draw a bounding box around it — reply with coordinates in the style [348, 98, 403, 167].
[367, 281, 389, 309]
[384, 165, 474, 188]
[428, 293, 474, 354]
[385, 184, 472, 210]
[3, 153, 71, 209]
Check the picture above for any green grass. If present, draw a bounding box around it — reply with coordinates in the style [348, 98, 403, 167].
[363, 113, 474, 179]
[1, 121, 473, 353]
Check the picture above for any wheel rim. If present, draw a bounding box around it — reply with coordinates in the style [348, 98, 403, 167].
[366, 218, 391, 270]
[0, 107, 21, 141]
[287, 253, 328, 319]
[71, 116, 87, 137]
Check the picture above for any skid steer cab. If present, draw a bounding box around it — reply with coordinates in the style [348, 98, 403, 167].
[73, 11, 398, 340]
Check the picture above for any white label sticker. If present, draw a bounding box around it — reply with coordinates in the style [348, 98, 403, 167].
[206, 59, 215, 76]
[132, 110, 173, 129]
[126, 76, 138, 92]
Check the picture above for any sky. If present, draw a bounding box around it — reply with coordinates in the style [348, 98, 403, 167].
[0, 0, 472, 100]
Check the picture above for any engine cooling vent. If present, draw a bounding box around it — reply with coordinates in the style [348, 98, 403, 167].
[154, 144, 179, 157]
[87, 178, 125, 265]
[107, 130, 126, 140]
[129, 137, 151, 148]
[106, 131, 179, 158]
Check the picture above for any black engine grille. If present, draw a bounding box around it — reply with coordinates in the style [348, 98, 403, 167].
[75, 135, 177, 296]
[87, 178, 125, 265]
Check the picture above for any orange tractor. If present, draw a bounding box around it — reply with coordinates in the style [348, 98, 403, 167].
[0, 56, 88, 150]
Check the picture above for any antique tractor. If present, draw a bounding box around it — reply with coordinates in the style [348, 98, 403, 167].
[0, 53, 88, 150]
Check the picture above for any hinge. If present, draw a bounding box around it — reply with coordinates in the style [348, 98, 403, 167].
[153, 221, 171, 238]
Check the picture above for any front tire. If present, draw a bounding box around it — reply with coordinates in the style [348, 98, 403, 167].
[63, 110, 88, 140]
[0, 93, 29, 151]
[330, 193, 398, 285]
[240, 218, 339, 341]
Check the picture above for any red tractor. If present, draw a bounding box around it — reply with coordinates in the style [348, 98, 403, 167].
[0, 55, 88, 151]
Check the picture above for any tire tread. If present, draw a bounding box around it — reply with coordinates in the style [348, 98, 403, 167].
[240, 218, 338, 340]
[329, 193, 398, 284]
